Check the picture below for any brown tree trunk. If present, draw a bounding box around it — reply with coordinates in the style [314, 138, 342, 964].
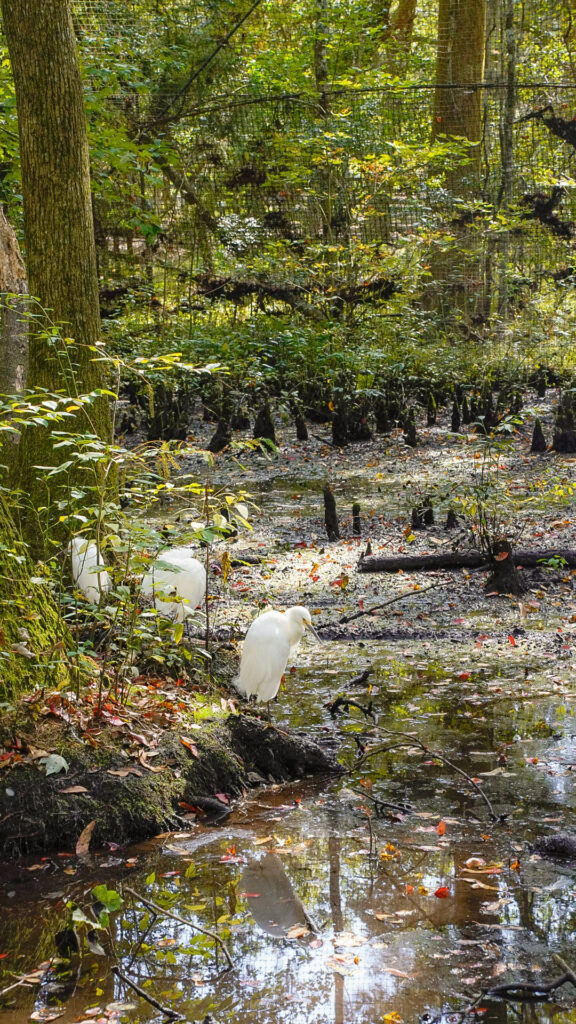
[432, 0, 487, 191]
[1, 0, 113, 551]
[0, 205, 27, 394]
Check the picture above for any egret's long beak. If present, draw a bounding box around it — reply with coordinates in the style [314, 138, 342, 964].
[306, 621, 322, 643]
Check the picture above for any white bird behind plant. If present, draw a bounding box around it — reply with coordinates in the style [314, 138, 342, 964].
[141, 546, 206, 622]
[234, 606, 315, 708]
[69, 537, 111, 603]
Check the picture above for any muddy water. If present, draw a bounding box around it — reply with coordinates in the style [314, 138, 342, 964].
[2, 423, 576, 1024]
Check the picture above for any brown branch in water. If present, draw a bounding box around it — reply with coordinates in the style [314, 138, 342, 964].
[347, 668, 374, 687]
[112, 965, 182, 1020]
[359, 548, 576, 573]
[353, 728, 503, 823]
[487, 971, 574, 1000]
[552, 954, 576, 989]
[319, 579, 451, 626]
[124, 886, 234, 970]
[327, 696, 376, 723]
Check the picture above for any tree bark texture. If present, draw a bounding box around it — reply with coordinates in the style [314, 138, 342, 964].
[432, 0, 487, 189]
[1, 0, 113, 547]
[0, 205, 27, 394]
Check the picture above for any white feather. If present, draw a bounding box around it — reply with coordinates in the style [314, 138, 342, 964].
[69, 537, 111, 603]
[141, 546, 206, 622]
[234, 606, 312, 703]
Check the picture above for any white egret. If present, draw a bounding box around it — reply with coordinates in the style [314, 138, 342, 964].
[233, 605, 316, 711]
[69, 537, 111, 603]
[141, 546, 206, 622]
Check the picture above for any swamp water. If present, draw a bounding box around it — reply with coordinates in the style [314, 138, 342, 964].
[1, 639, 575, 1024]
[2, 428, 576, 1024]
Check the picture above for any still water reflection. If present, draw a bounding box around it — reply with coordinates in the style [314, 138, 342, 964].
[1, 640, 575, 1024]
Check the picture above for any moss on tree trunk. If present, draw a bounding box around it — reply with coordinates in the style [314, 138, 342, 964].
[0, 494, 72, 699]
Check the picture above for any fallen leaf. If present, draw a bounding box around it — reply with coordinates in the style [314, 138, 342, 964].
[286, 924, 309, 939]
[437, 820, 446, 837]
[434, 887, 450, 898]
[181, 737, 200, 758]
[61, 786, 89, 794]
[76, 820, 96, 858]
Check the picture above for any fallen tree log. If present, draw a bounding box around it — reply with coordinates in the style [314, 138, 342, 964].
[358, 549, 576, 573]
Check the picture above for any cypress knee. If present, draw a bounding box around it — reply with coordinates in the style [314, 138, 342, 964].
[323, 484, 340, 541]
[253, 402, 276, 444]
[530, 418, 547, 453]
[485, 539, 525, 596]
[208, 419, 232, 453]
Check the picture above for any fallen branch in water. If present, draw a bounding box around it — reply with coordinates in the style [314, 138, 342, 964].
[325, 579, 452, 626]
[347, 668, 373, 687]
[124, 886, 234, 969]
[353, 727, 504, 823]
[112, 965, 183, 1020]
[359, 548, 576, 573]
[327, 695, 377, 723]
[487, 962, 576, 1001]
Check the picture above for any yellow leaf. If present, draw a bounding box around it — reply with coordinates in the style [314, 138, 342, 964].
[383, 1013, 403, 1024]
[221, 550, 232, 585]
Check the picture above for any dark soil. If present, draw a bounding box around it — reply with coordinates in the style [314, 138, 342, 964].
[0, 707, 340, 860]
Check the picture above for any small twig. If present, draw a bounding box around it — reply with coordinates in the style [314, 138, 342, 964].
[317, 579, 452, 627]
[354, 727, 503, 823]
[349, 787, 411, 815]
[112, 965, 182, 1019]
[124, 887, 233, 969]
[127, 909, 157, 969]
[552, 954, 576, 989]
[365, 808, 375, 858]
[0, 977, 34, 999]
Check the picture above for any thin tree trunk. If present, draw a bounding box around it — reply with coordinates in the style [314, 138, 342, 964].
[0, 205, 27, 394]
[1, 0, 113, 550]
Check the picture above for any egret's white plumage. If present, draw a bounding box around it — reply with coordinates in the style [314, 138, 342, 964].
[141, 546, 206, 622]
[234, 606, 313, 705]
[69, 537, 111, 603]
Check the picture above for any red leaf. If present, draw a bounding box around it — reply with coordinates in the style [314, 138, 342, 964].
[508, 635, 517, 646]
[215, 792, 230, 804]
[458, 672, 470, 681]
[434, 886, 450, 898]
[437, 820, 446, 837]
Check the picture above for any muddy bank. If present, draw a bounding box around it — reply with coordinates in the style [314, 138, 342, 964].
[0, 713, 341, 860]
